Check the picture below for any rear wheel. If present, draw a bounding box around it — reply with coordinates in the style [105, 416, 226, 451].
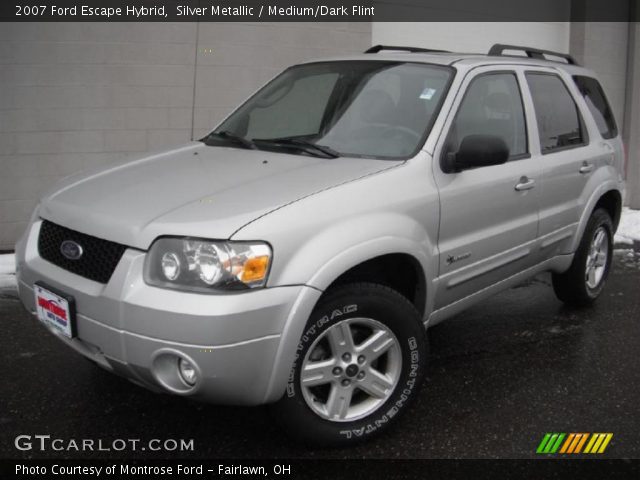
[552, 208, 613, 307]
[272, 283, 427, 446]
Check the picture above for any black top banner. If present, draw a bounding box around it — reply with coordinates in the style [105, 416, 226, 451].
[0, 0, 637, 22]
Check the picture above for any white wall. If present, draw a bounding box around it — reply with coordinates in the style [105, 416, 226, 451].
[0, 22, 371, 249]
[624, 22, 640, 209]
[372, 22, 570, 55]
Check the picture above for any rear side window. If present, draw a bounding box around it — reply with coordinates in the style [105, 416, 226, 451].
[573, 75, 618, 139]
[526, 73, 586, 153]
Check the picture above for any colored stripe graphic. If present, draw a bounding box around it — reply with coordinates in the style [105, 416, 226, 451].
[584, 433, 614, 454]
[537, 433, 613, 454]
[574, 433, 589, 453]
[536, 433, 552, 454]
[559, 433, 575, 454]
[584, 434, 599, 453]
[567, 433, 583, 453]
[549, 433, 565, 453]
[536, 433, 565, 453]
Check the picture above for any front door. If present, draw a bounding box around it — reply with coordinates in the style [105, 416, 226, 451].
[432, 68, 541, 309]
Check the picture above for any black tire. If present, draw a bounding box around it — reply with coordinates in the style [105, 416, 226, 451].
[271, 282, 428, 447]
[552, 208, 614, 307]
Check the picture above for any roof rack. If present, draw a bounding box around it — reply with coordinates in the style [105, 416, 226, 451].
[365, 45, 450, 54]
[488, 44, 579, 65]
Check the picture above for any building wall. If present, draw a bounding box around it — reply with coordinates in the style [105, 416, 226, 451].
[624, 22, 640, 209]
[0, 21, 637, 249]
[373, 22, 570, 54]
[0, 22, 371, 249]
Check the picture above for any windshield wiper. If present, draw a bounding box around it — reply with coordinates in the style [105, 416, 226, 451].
[202, 130, 256, 150]
[252, 137, 340, 159]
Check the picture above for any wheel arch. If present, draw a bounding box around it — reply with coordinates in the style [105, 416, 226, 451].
[323, 253, 427, 317]
[570, 183, 623, 252]
[593, 189, 623, 231]
[306, 236, 433, 319]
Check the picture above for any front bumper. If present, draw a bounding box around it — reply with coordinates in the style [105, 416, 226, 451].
[16, 220, 321, 405]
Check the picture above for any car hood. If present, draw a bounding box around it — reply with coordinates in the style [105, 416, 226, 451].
[39, 142, 396, 249]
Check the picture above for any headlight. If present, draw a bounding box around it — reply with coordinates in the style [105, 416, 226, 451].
[144, 237, 272, 293]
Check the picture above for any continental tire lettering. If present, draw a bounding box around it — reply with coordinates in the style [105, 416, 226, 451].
[409, 337, 419, 377]
[374, 415, 389, 428]
[339, 336, 421, 438]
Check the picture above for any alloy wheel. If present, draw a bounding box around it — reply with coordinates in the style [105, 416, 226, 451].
[300, 317, 402, 422]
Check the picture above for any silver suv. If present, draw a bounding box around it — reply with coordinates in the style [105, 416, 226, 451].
[16, 44, 624, 446]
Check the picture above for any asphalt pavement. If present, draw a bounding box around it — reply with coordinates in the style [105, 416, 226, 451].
[1, 248, 639, 459]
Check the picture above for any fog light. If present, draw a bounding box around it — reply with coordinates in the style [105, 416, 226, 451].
[178, 358, 197, 386]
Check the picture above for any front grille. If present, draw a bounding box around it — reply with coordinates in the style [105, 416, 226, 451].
[38, 220, 127, 284]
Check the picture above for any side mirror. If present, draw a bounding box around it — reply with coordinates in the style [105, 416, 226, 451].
[443, 135, 509, 173]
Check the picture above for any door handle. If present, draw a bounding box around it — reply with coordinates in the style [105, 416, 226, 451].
[579, 162, 594, 174]
[515, 176, 536, 191]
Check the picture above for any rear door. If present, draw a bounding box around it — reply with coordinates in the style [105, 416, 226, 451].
[523, 69, 612, 257]
[432, 67, 541, 309]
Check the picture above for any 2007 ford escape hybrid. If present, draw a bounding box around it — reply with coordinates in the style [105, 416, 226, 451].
[16, 44, 625, 446]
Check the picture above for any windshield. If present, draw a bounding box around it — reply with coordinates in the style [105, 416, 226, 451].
[209, 61, 453, 159]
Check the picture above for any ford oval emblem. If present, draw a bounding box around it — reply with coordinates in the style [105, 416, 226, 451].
[60, 240, 83, 260]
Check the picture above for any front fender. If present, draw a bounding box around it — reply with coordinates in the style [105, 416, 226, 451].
[274, 211, 435, 300]
[306, 232, 433, 301]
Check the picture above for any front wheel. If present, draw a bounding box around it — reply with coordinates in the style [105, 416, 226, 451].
[552, 208, 614, 307]
[271, 283, 428, 446]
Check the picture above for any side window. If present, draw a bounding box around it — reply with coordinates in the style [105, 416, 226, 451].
[573, 75, 618, 139]
[448, 73, 528, 159]
[526, 73, 586, 153]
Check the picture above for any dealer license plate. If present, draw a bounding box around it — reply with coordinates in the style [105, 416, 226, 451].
[34, 283, 76, 339]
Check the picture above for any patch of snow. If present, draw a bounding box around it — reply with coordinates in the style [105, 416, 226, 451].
[615, 207, 640, 246]
[0, 253, 16, 289]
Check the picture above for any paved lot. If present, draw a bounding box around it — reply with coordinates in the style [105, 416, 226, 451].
[1, 249, 639, 459]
